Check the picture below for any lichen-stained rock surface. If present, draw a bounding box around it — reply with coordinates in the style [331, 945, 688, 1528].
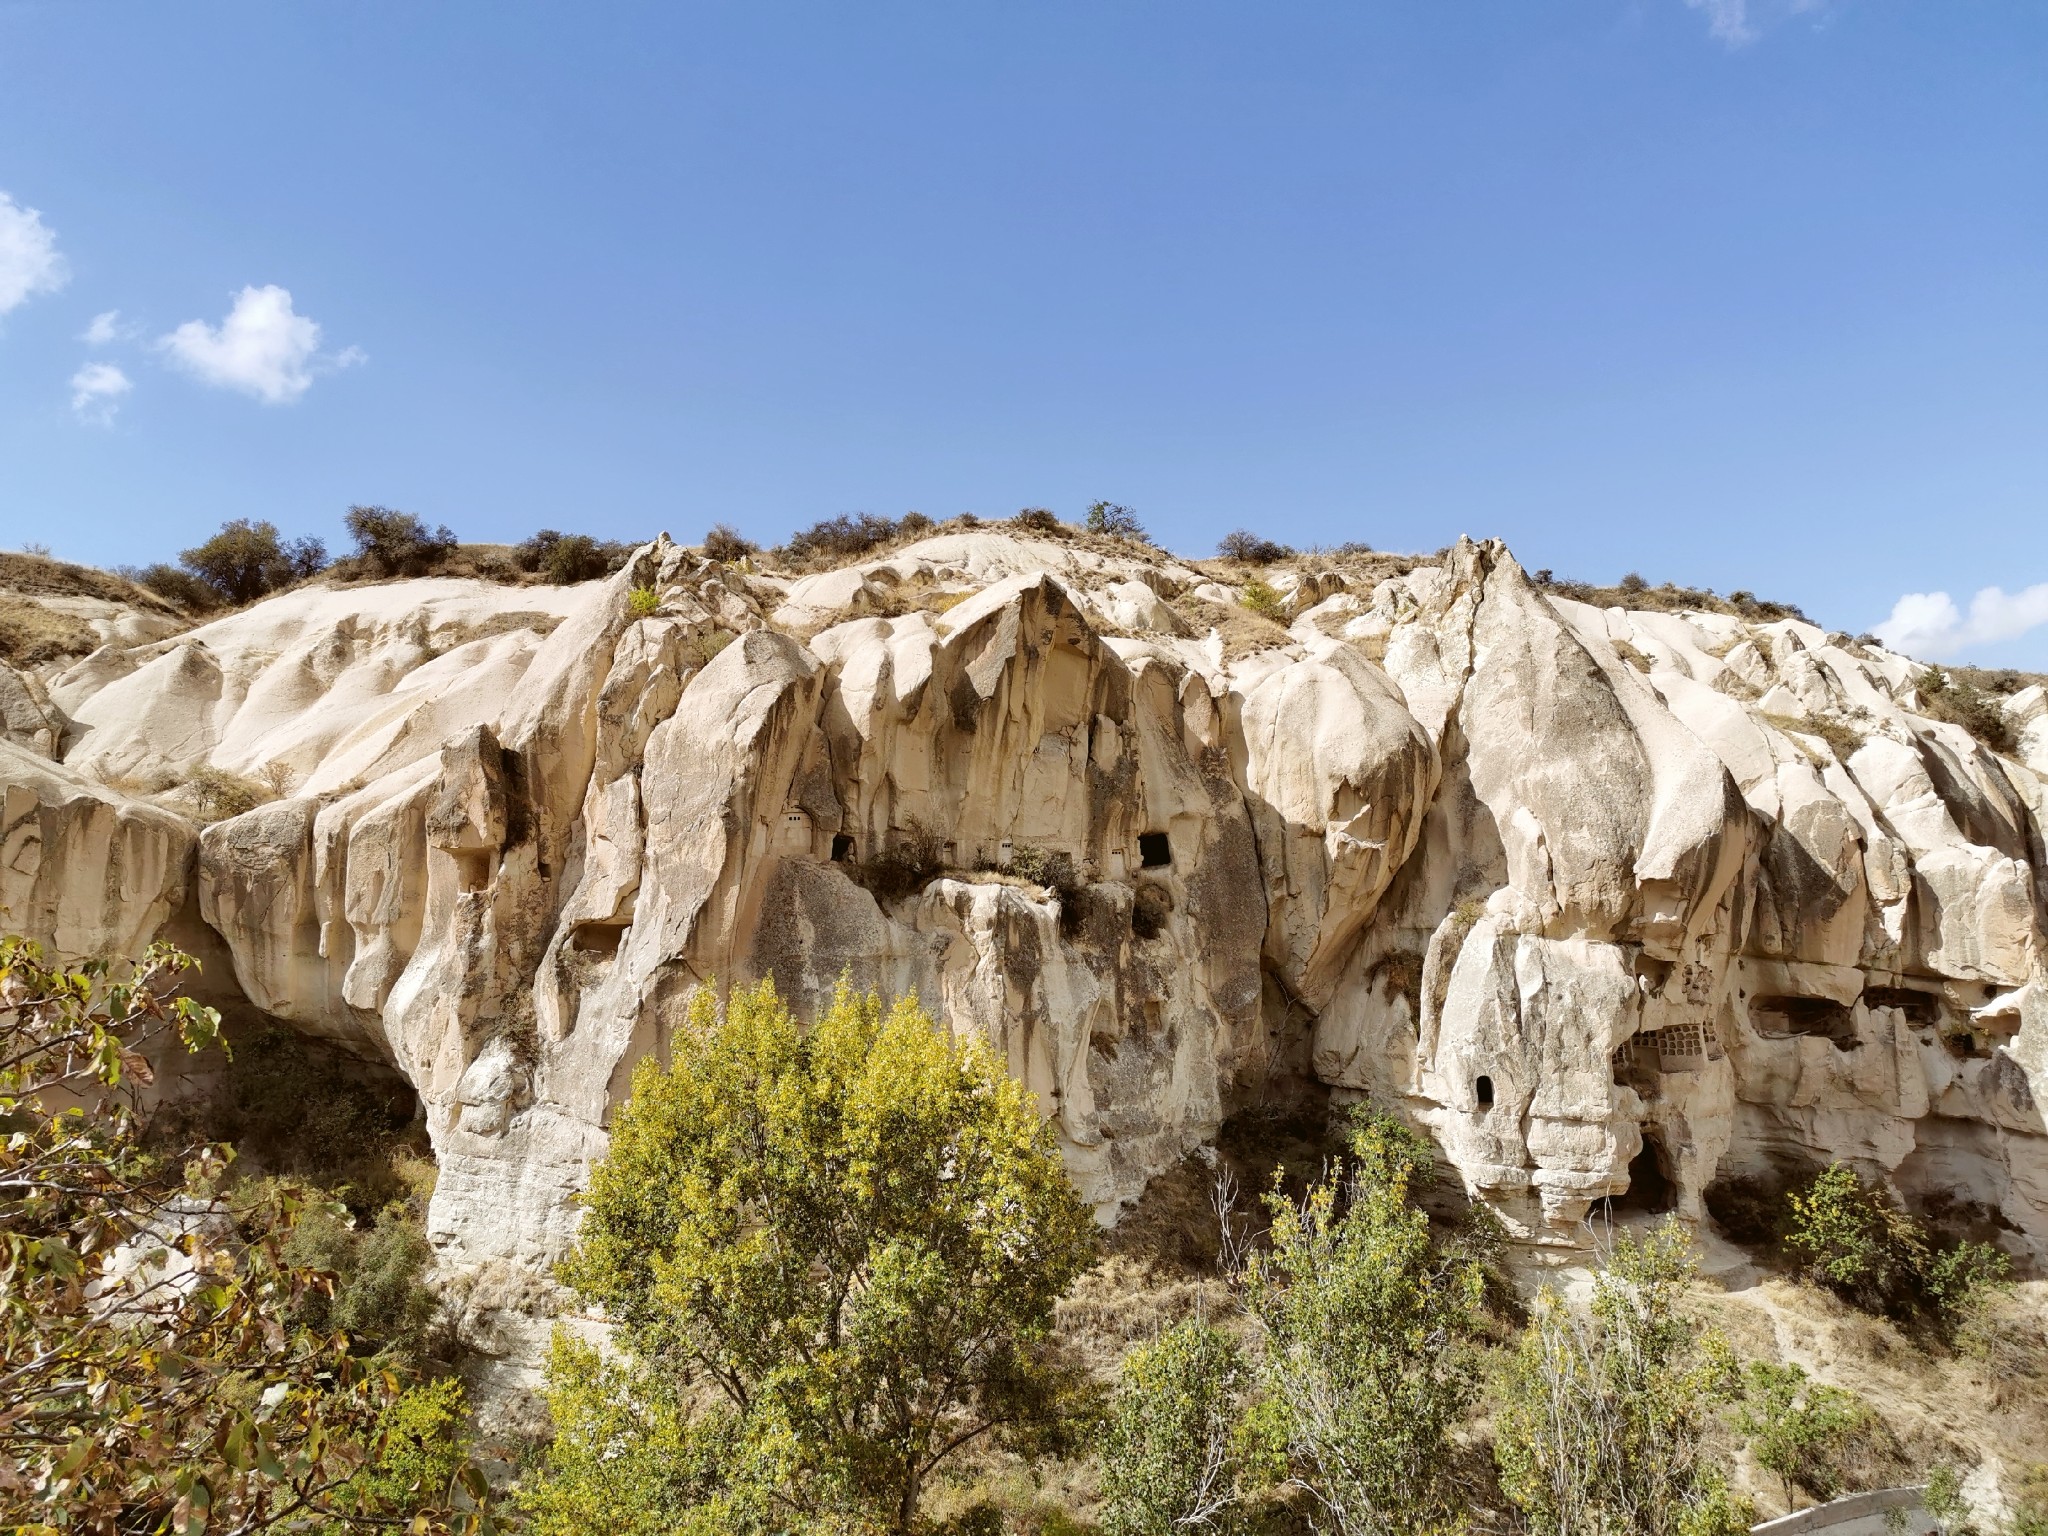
[7, 525, 2048, 1394]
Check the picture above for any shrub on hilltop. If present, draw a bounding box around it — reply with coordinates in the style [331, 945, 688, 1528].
[346, 504, 460, 577]
[513, 528, 635, 583]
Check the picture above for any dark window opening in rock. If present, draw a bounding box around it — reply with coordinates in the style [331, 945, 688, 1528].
[831, 834, 856, 863]
[1138, 831, 1172, 868]
[570, 921, 626, 957]
[1865, 986, 1940, 1026]
[1475, 1074, 1494, 1108]
[1752, 994, 1857, 1048]
[1616, 1131, 1676, 1214]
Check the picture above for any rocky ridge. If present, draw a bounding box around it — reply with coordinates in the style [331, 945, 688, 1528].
[3, 529, 2045, 1393]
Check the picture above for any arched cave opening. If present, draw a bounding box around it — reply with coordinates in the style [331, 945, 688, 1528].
[1474, 1074, 1494, 1108]
[1615, 1129, 1676, 1215]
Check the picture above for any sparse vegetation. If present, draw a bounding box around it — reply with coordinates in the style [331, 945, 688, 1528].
[1216, 529, 1293, 564]
[700, 522, 757, 562]
[176, 517, 329, 605]
[513, 528, 635, 583]
[1085, 501, 1148, 541]
[1014, 507, 1064, 534]
[179, 761, 271, 821]
[1238, 576, 1286, 620]
[774, 510, 935, 566]
[0, 597, 98, 665]
[346, 504, 461, 577]
[1915, 666, 2018, 756]
[1534, 567, 1808, 622]
[627, 584, 661, 617]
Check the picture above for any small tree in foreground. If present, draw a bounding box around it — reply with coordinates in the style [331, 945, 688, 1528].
[0, 935, 489, 1534]
[538, 979, 1097, 1534]
[1734, 1361, 1873, 1509]
[1245, 1110, 1485, 1536]
[1492, 1220, 1751, 1536]
[1101, 1318, 1272, 1536]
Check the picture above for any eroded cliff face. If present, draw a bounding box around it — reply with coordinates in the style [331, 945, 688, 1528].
[4, 530, 2046, 1382]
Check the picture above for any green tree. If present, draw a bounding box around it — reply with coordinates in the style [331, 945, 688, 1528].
[1101, 1319, 1271, 1536]
[1244, 1110, 1484, 1536]
[1084, 501, 1147, 541]
[346, 505, 458, 576]
[1784, 1163, 2009, 1328]
[1734, 1361, 1873, 1509]
[1492, 1220, 1751, 1536]
[178, 517, 327, 604]
[537, 979, 1097, 1534]
[0, 935, 489, 1534]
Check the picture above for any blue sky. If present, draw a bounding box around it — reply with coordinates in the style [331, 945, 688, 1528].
[1, 1, 2044, 662]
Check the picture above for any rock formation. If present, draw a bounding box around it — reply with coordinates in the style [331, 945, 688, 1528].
[4, 529, 2045, 1394]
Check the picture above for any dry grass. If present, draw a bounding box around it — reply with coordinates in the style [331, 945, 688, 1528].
[0, 599, 99, 665]
[1690, 1275, 2048, 1517]
[0, 551, 183, 615]
[1173, 597, 1293, 660]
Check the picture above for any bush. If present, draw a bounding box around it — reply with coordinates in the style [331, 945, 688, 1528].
[180, 762, 269, 821]
[0, 937, 487, 1534]
[1784, 1163, 2012, 1328]
[1239, 577, 1286, 620]
[1246, 1108, 1486, 1534]
[701, 523, 756, 562]
[1915, 667, 2017, 756]
[1013, 507, 1063, 534]
[545, 980, 1097, 1533]
[627, 584, 661, 618]
[175, 518, 328, 604]
[1735, 1361, 1875, 1508]
[778, 511, 921, 564]
[514, 528, 634, 583]
[1101, 1320, 1267, 1536]
[1085, 501, 1147, 540]
[1493, 1220, 1752, 1536]
[346, 505, 458, 577]
[120, 561, 226, 611]
[281, 1198, 445, 1370]
[855, 819, 949, 903]
[1216, 529, 1292, 564]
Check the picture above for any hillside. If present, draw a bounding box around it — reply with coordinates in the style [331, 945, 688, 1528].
[3, 521, 2046, 1507]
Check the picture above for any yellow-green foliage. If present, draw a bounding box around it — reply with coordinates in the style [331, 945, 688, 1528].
[541, 979, 1098, 1534]
[1238, 577, 1285, 620]
[1734, 1361, 1875, 1509]
[626, 584, 661, 618]
[1245, 1110, 1486, 1534]
[1492, 1220, 1752, 1536]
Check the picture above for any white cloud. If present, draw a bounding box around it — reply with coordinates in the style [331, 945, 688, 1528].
[157, 284, 361, 404]
[0, 190, 68, 316]
[81, 309, 131, 345]
[1683, 0, 1835, 48]
[70, 361, 133, 425]
[1873, 583, 2048, 660]
[1684, 0, 1757, 45]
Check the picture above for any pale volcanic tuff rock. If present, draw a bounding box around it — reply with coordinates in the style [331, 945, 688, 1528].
[5, 529, 2048, 1392]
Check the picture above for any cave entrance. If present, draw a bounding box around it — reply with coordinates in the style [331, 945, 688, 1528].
[1138, 831, 1173, 868]
[1616, 1129, 1676, 1215]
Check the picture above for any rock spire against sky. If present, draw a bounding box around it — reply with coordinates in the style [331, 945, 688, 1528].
[0, 1, 2043, 664]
